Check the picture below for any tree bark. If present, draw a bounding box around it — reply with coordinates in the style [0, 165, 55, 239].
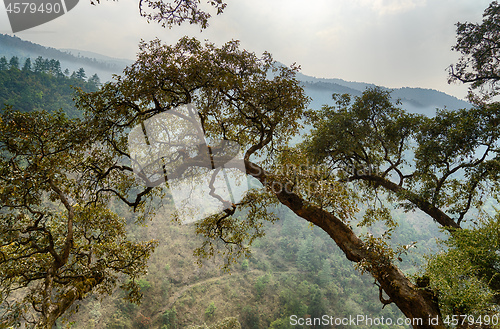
[37, 275, 105, 328]
[245, 160, 446, 329]
[35, 180, 104, 328]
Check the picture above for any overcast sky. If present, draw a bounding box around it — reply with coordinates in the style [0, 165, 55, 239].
[0, 0, 493, 99]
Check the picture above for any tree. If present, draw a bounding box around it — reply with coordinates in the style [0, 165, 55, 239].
[75, 67, 87, 81]
[22, 58, 32, 72]
[48, 59, 63, 77]
[74, 37, 450, 328]
[449, 0, 500, 99]
[308, 286, 328, 328]
[204, 301, 216, 318]
[424, 215, 500, 317]
[303, 88, 500, 324]
[0, 56, 8, 71]
[3, 3, 499, 325]
[0, 108, 157, 328]
[88, 73, 101, 89]
[0, 36, 307, 327]
[92, 0, 227, 29]
[75, 36, 308, 261]
[33, 56, 46, 73]
[9, 56, 20, 70]
[296, 236, 321, 272]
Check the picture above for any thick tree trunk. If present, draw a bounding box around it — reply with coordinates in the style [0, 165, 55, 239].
[245, 160, 446, 329]
[37, 275, 104, 328]
[35, 181, 104, 328]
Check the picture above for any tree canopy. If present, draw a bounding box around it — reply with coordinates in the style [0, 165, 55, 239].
[0, 57, 98, 117]
[91, 0, 227, 29]
[449, 0, 500, 99]
[4, 33, 498, 328]
[0, 109, 155, 327]
[0, 36, 309, 328]
[303, 87, 500, 322]
[75, 36, 310, 265]
[74, 34, 500, 327]
[4, 2, 500, 327]
[72, 36, 451, 327]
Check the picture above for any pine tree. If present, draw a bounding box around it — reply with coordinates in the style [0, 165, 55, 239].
[9, 56, 19, 70]
[22, 58, 32, 71]
[75, 67, 87, 80]
[0, 56, 7, 70]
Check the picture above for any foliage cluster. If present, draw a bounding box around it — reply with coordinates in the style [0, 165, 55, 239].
[425, 214, 500, 316]
[0, 72, 154, 327]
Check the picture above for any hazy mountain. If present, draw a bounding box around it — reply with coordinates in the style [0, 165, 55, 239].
[297, 71, 378, 91]
[0, 34, 131, 81]
[59, 48, 132, 68]
[298, 74, 472, 116]
[0, 34, 471, 116]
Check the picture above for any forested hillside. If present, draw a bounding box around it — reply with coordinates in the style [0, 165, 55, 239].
[0, 55, 100, 117]
[0, 52, 446, 329]
[0, 34, 130, 82]
[60, 201, 442, 329]
[0, 34, 471, 115]
[1, 14, 499, 326]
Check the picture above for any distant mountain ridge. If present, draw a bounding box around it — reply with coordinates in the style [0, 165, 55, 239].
[297, 73, 472, 116]
[297, 72, 378, 91]
[58, 48, 132, 67]
[0, 34, 471, 116]
[0, 34, 130, 81]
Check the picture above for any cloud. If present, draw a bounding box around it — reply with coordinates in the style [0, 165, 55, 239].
[0, 0, 494, 98]
[357, 0, 427, 15]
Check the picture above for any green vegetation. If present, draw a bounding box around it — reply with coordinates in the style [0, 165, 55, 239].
[0, 55, 99, 116]
[3, 2, 500, 328]
[205, 302, 217, 319]
[60, 205, 420, 328]
[0, 68, 154, 328]
[0, 34, 125, 72]
[425, 214, 500, 316]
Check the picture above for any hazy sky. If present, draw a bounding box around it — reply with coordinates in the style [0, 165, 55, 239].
[0, 0, 493, 99]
